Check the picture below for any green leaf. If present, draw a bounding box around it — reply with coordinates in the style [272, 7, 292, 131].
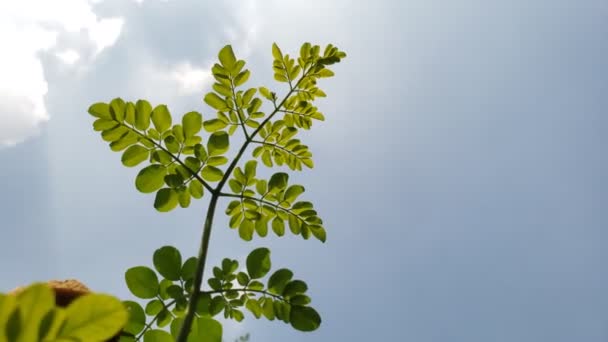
[194, 143, 208, 161]
[57, 294, 128, 340]
[204, 93, 229, 111]
[164, 135, 180, 153]
[207, 131, 229, 156]
[156, 308, 172, 328]
[189, 180, 204, 199]
[231, 309, 244, 322]
[262, 298, 275, 321]
[135, 165, 167, 193]
[101, 125, 128, 142]
[110, 98, 126, 122]
[154, 188, 179, 212]
[228, 179, 243, 193]
[289, 294, 311, 306]
[123, 301, 145, 335]
[151, 105, 172, 133]
[153, 246, 182, 281]
[93, 118, 118, 131]
[234, 70, 250, 87]
[88, 102, 112, 119]
[283, 185, 305, 204]
[145, 300, 163, 316]
[125, 266, 159, 299]
[244, 160, 257, 180]
[289, 306, 321, 332]
[181, 257, 198, 281]
[272, 43, 283, 61]
[125, 102, 136, 125]
[0, 294, 17, 336]
[110, 131, 138, 151]
[159, 279, 173, 300]
[271, 217, 285, 236]
[144, 329, 173, 342]
[135, 100, 152, 130]
[122, 145, 149, 167]
[192, 317, 222, 342]
[178, 188, 191, 208]
[39, 307, 66, 341]
[246, 299, 262, 319]
[283, 280, 308, 298]
[246, 247, 271, 279]
[239, 219, 254, 241]
[268, 172, 288, 193]
[207, 156, 228, 166]
[14, 283, 55, 341]
[218, 45, 237, 70]
[255, 217, 269, 237]
[182, 111, 202, 138]
[203, 119, 228, 132]
[267, 268, 293, 295]
[201, 165, 224, 182]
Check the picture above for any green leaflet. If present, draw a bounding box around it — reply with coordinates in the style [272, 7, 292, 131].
[154, 188, 179, 212]
[122, 145, 149, 167]
[182, 111, 202, 138]
[144, 329, 173, 342]
[246, 248, 271, 279]
[59, 294, 128, 340]
[289, 306, 321, 332]
[123, 301, 146, 335]
[208, 131, 229, 156]
[125, 266, 159, 299]
[151, 104, 172, 133]
[136, 165, 167, 193]
[267, 269, 293, 295]
[153, 246, 182, 280]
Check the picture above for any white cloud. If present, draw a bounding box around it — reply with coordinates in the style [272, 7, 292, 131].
[169, 62, 214, 95]
[55, 49, 81, 65]
[0, 0, 123, 147]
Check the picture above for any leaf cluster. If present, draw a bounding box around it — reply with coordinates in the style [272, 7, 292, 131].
[225, 160, 326, 242]
[123, 245, 320, 339]
[0, 283, 127, 342]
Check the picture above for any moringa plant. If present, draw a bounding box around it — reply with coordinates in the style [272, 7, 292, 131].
[90, 42, 344, 341]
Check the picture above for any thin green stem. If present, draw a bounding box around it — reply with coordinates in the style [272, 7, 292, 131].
[200, 288, 287, 303]
[230, 78, 250, 140]
[176, 193, 219, 341]
[218, 192, 308, 227]
[136, 299, 177, 341]
[250, 139, 305, 161]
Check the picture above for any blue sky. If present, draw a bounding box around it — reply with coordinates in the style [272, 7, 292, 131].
[1, 0, 607, 341]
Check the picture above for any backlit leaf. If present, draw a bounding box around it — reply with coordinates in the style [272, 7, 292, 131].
[207, 131, 229, 156]
[125, 266, 159, 299]
[182, 111, 202, 138]
[289, 306, 321, 332]
[135, 165, 167, 193]
[151, 105, 172, 133]
[122, 145, 149, 167]
[153, 246, 182, 280]
[246, 247, 271, 279]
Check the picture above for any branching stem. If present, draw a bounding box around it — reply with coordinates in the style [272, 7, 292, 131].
[176, 65, 315, 341]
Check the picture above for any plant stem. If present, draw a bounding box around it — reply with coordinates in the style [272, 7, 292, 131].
[176, 193, 219, 341]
